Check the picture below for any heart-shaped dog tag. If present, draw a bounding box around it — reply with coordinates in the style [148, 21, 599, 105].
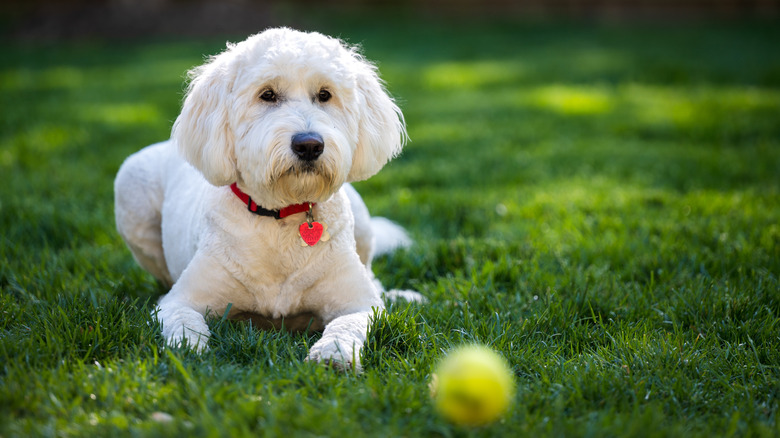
[299, 221, 324, 246]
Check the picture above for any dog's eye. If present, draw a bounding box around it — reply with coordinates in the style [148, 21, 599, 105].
[317, 89, 332, 103]
[259, 89, 277, 102]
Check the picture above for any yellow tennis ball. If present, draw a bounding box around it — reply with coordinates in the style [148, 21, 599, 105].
[430, 344, 515, 426]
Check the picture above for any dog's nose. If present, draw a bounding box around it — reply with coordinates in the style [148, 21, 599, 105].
[291, 133, 324, 161]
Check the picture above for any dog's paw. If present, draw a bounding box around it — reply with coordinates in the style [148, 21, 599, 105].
[306, 337, 362, 372]
[383, 289, 427, 304]
[156, 304, 210, 352]
[167, 327, 210, 352]
[161, 317, 211, 352]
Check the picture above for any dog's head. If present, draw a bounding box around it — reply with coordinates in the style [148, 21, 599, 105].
[171, 27, 406, 209]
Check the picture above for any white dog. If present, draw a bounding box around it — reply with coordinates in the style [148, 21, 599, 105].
[114, 28, 418, 369]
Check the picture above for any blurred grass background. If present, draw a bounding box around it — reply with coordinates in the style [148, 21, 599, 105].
[1, 1, 780, 436]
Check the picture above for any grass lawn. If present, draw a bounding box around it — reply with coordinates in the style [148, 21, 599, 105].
[2, 17, 780, 437]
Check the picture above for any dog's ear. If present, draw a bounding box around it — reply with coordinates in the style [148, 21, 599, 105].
[347, 65, 407, 182]
[172, 57, 237, 186]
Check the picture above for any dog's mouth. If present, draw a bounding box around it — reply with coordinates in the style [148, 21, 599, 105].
[288, 163, 319, 175]
[267, 162, 339, 205]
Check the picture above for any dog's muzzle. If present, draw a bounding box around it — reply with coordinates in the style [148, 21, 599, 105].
[291, 132, 324, 162]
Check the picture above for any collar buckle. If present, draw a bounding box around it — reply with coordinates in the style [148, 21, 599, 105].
[230, 183, 312, 220]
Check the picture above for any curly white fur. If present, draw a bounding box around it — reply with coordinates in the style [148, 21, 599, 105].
[114, 28, 420, 370]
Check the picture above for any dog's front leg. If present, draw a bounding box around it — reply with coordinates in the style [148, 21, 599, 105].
[154, 251, 239, 352]
[306, 310, 374, 371]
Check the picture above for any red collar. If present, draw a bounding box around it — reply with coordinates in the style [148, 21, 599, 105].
[230, 183, 313, 219]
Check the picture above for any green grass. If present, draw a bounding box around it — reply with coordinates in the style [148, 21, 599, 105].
[2, 17, 780, 437]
